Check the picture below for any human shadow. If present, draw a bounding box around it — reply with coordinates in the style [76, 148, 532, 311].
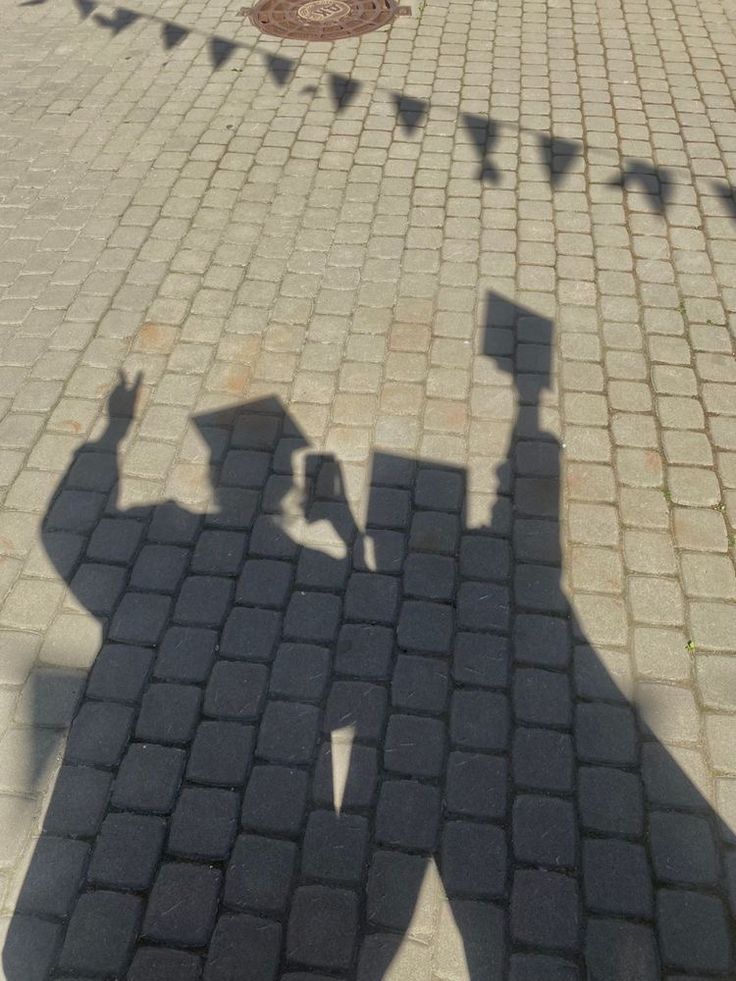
[3, 294, 735, 980]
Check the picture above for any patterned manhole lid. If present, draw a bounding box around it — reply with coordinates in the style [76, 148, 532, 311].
[244, 0, 410, 40]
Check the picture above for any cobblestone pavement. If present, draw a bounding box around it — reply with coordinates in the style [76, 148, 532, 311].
[0, 0, 735, 974]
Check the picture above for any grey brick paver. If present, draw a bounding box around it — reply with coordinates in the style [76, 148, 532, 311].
[1, 0, 736, 974]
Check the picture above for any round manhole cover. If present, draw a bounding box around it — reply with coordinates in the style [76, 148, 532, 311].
[245, 0, 410, 40]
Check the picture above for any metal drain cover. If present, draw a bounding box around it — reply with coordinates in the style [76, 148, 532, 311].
[245, 0, 410, 40]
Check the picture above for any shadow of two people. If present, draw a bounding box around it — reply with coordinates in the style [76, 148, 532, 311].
[2, 293, 734, 980]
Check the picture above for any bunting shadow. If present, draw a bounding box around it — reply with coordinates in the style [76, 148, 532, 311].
[609, 159, 674, 214]
[329, 73, 362, 111]
[538, 134, 582, 188]
[393, 94, 427, 134]
[462, 113, 499, 184]
[92, 7, 139, 34]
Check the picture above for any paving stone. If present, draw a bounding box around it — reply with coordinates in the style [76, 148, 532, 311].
[225, 835, 297, 913]
[66, 701, 134, 766]
[128, 948, 202, 981]
[256, 700, 319, 764]
[511, 870, 579, 951]
[323, 681, 387, 741]
[15, 667, 84, 727]
[366, 850, 427, 931]
[583, 839, 653, 918]
[175, 576, 233, 627]
[335, 623, 394, 679]
[87, 517, 143, 564]
[169, 787, 239, 860]
[585, 920, 659, 981]
[287, 885, 358, 971]
[0, 631, 39, 686]
[642, 743, 712, 812]
[397, 599, 453, 652]
[391, 655, 449, 713]
[312, 741, 377, 810]
[42, 764, 112, 838]
[649, 811, 718, 886]
[144, 863, 221, 947]
[192, 530, 246, 575]
[131, 545, 189, 592]
[112, 743, 185, 812]
[236, 559, 292, 607]
[451, 689, 509, 751]
[59, 891, 142, 976]
[302, 810, 368, 884]
[86, 644, 154, 703]
[13, 836, 89, 918]
[270, 643, 330, 701]
[155, 626, 218, 683]
[656, 890, 732, 974]
[403, 552, 455, 600]
[576, 702, 637, 764]
[409, 511, 459, 555]
[343, 572, 399, 622]
[445, 751, 507, 820]
[705, 713, 736, 773]
[284, 590, 341, 643]
[458, 582, 511, 631]
[109, 592, 171, 645]
[205, 914, 282, 981]
[509, 953, 578, 981]
[88, 813, 165, 890]
[242, 765, 308, 836]
[384, 713, 445, 778]
[513, 795, 576, 868]
[453, 632, 510, 689]
[441, 820, 506, 898]
[513, 668, 571, 727]
[513, 728, 574, 792]
[513, 614, 570, 667]
[578, 766, 644, 837]
[135, 683, 201, 744]
[204, 661, 267, 721]
[188, 721, 254, 786]
[375, 779, 440, 851]
[696, 655, 736, 711]
[0, 915, 62, 981]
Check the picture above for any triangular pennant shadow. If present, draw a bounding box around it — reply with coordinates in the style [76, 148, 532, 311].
[73, 0, 96, 17]
[392, 94, 427, 134]
[210, 36, 237, 69]
[162, 21, 189, 48]
[461, 112, 499, 183]
[609, 159, 673, 214]
[711, 179, 736, 220]
[93, 6, 139, 33]
[20, 0, 49, 8]
[329, 73, 361, 110]
[264, 53, 294, 86]
[538, 134, 581, 188]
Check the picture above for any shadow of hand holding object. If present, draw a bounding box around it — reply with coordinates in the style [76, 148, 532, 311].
[3, 294, 735, 980]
